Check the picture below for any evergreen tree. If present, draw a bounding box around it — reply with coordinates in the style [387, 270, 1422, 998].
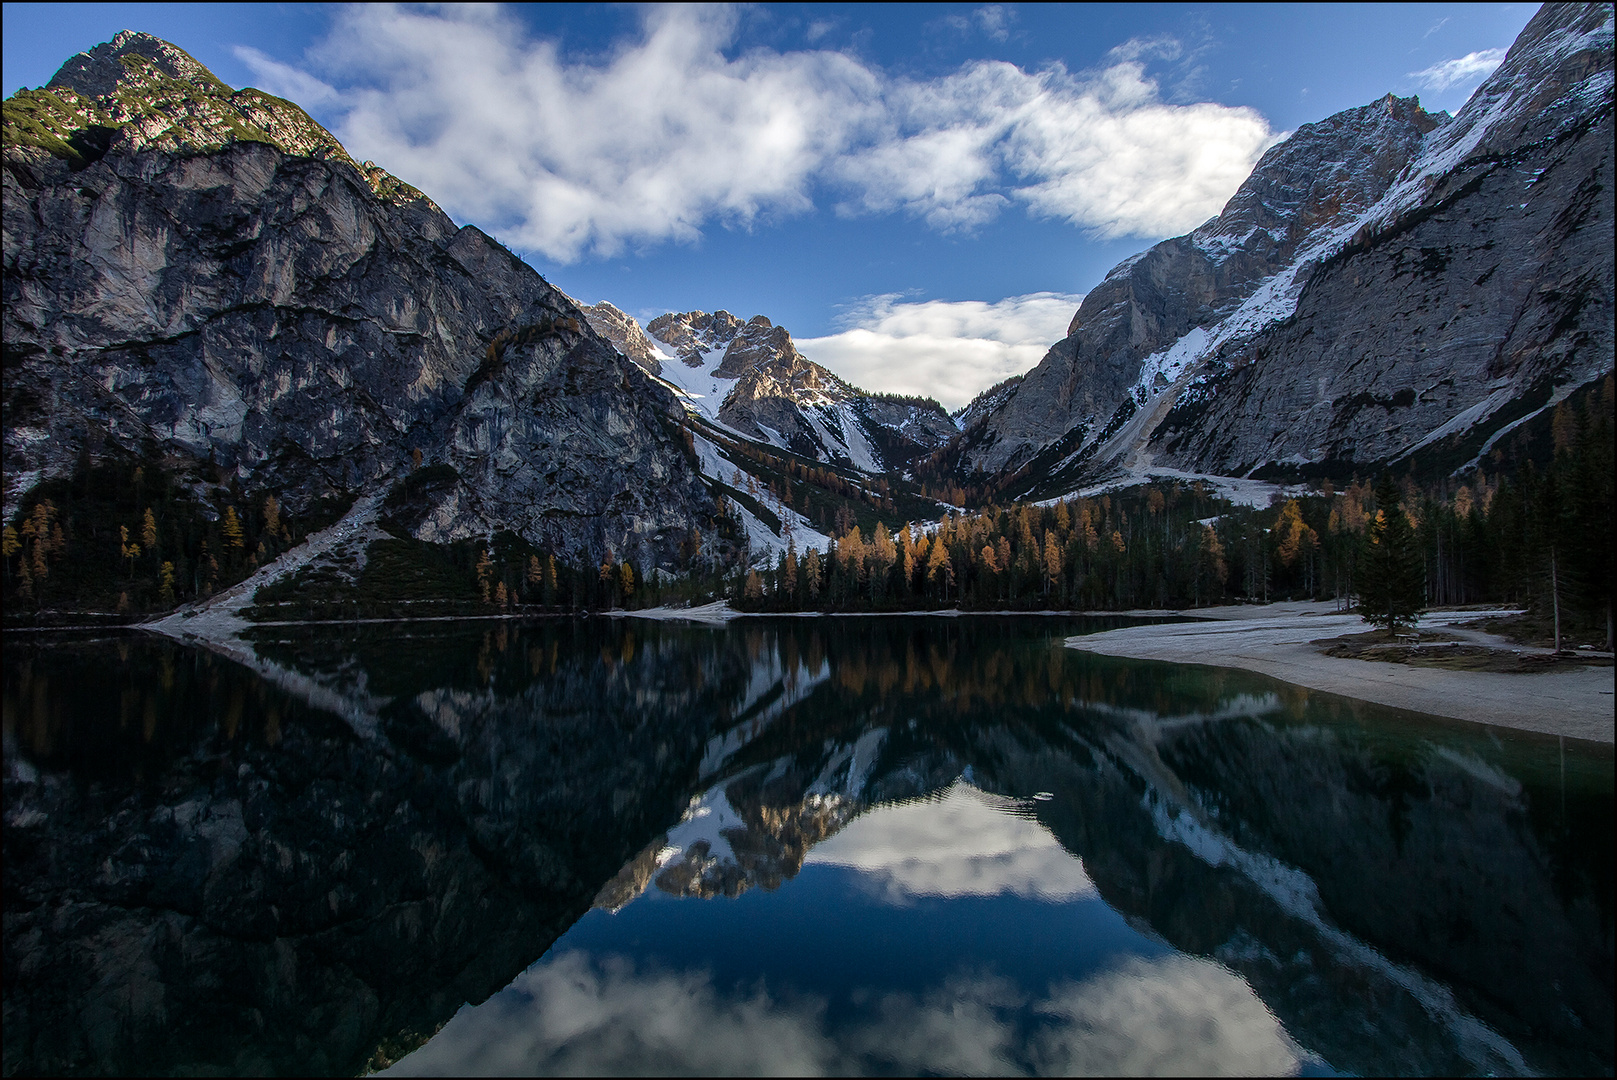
[222, 506, 245, 554]
[1358, 476, 1425, 632]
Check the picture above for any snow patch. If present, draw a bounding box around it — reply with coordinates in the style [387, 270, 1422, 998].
[1149, 794, 1529, 1076]
[1132, 327, 1209, 400]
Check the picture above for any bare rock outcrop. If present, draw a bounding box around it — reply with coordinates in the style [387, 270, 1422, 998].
[3, 32, 714, 568]
[955, 2, 1613, 491]
[581, 300, 661, 376]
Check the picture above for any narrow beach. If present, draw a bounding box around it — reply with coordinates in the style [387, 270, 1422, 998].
[1067, 601, 1615, 743]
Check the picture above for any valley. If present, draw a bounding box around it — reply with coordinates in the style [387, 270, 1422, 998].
[2, 5, 1611, 642]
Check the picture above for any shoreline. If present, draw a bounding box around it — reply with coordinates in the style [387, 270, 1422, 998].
[16, 600, 1609, 743]
[1064, 601, 1615, 744]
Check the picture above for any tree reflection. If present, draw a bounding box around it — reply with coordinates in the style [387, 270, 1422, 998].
[3, 617, 1611, 1076]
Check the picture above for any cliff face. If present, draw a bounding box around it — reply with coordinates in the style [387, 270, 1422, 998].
[957, 2, 1613, 491]
[954, 94, 1442, 477]
[3, 32, 712, 568]
[1153, 2, 1614, 477]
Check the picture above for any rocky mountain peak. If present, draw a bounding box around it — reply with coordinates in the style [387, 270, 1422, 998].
[716, 315, 803, 379]
[7, 31, 433, 209]
[955, 0, 1612, 496]
[636, 305, 956, 474]
[47, 30, 222, 99]
[5, 30, 717, 570]
[581, 301, 661, 376]
[955, 85, 1443, 477]
[1190, 93, 1443, 273]
[644, 310, 746, 365]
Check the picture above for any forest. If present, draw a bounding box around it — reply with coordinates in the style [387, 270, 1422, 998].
[3, 376, 1611, 646]
[732, 378, 1614, 647]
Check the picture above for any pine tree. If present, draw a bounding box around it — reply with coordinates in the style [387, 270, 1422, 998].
[1358, 476, 1425, 632]
[222, 506, 245, 553]
[926, 533, 949, 600]
[1197, 525, 1227, 606]
[1043, 530, 1062, 599]
[2, 524, 18, 580]
[799, 549, 818, 601]
[120, 525, 141, 574]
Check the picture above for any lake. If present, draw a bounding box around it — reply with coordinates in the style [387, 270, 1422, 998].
[3, 616, 1611, 1076]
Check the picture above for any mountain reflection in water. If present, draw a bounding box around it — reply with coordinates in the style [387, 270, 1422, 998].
[3, 617, 1611, 1077]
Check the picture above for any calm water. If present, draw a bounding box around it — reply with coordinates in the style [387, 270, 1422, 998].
[3, 617, 1611, 1077]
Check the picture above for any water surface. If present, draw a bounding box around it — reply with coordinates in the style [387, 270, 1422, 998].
[3, 617, 1611, 1076]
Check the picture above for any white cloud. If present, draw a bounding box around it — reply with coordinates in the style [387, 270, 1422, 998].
[1106, 35, 1184, 64]
[975, 6, 1012, 43]
[1409, 48, 1508, 91]
[242, 6, 1277, 261]
[798, 292, 1081, 410]
[234, 45, 339, 107]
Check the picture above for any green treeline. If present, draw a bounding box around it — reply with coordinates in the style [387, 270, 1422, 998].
[736, 382, 1615, 647]
[2, 455, 351, 619]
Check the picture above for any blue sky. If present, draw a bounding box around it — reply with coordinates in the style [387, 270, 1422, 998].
[3, 3, 1537, 406]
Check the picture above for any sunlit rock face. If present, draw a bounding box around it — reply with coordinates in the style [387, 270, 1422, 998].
[2, 32, 713, 567]
[957, 2, 1614, 490]
[581, 300, 661, 377]
[643, 309, 958, 472]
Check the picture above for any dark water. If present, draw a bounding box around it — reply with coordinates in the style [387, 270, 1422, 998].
[3, 617, 1611, 1077]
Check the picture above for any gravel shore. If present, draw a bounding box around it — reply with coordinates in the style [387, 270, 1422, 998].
[1066, 601, 1615, 744]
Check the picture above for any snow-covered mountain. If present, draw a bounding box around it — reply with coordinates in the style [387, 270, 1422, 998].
[954, 1, 1613, 496]
[576, 303, 972, 566]
[640, 309, 959, 473]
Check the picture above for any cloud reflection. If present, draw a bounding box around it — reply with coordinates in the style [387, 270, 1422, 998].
[382, 951, 1303, 1076]
[1034, 956, 1302, 1076]
[382, 951, 838, 1076]
[805, 779, 1096, 903]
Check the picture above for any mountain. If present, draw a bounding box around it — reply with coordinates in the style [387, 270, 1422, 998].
[3, 31, 714, 570]
[580, 300, 662, 377]
[956, 2, 1614, 495]
[641, 309, 959, 472]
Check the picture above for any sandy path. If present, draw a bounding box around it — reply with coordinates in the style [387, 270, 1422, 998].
[1066, 602, 1614, 743]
